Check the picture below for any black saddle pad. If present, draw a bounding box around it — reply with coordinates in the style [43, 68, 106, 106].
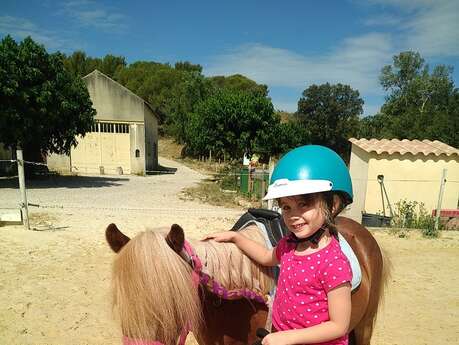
[231, 208, 290, 247]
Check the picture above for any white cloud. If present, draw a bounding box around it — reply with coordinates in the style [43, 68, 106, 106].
[403, 1, 459, 57]
[367, 0, 437, 10]
[0, 16, 71, 49]
[58, 0, 127, 31]
[364, 14, 402, 27]
[368, 0, 459, 57]
[205, 33, 393, 95]
[206, 0, 458, 112]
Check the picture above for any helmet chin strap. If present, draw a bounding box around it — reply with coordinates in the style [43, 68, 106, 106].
[287, 226, 326, 245]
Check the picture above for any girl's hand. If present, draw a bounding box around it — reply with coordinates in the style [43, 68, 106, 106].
[202, 231, 238, 243]
[262, 332, 289, 345]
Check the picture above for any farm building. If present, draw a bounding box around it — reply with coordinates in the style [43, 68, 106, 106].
[343, 138, 459, 223]
[48, 70, 160, 175]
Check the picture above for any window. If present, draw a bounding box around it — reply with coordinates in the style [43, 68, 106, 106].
[94, 122, 130, 133]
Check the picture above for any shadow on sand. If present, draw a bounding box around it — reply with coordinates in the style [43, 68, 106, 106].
[146, 164, 177, 175]
[0, 175, 129, 189]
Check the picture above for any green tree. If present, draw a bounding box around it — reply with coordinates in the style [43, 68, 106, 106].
[63, 51, 126, 78]
[114, 61, 211, 141]
[174, 61, 202, 74]
[367, 51, 458, 147]
[167, 73, 212, 143]
[185, 89, 278, 159]
[253, 121, 310, 160]
[0, 36, 96, 159]
[63, 50, 98, 77]
[296, 83, 363, 158]
[99, 54, 126, 78]
[209, 74, 269, 97]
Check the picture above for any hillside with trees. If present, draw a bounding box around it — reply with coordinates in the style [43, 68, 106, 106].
[60, 47, 458, 157]
[2, 36, 456, 167]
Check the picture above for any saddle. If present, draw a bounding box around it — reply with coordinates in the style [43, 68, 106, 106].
[231, 208, 289, 247]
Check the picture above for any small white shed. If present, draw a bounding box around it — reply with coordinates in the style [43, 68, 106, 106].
[343, 138, 459, 223]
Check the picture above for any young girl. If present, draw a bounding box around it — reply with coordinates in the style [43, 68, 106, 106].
[204, 145, 353, 345]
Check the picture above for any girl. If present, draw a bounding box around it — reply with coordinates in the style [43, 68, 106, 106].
[204, 145, 353, 345]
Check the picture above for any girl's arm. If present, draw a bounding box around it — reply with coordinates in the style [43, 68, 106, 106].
[263, 283, 352, 345]
[203, 231, 278, 267]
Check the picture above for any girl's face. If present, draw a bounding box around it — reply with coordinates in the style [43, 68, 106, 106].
[279, 194, 326, 239]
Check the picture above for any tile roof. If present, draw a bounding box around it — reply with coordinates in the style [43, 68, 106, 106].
[349, 138, 459, 157]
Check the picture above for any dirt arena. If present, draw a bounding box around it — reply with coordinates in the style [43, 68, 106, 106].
[1, 158, 458, 345]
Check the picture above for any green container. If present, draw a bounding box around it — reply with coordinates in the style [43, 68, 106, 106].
[252, 171, 269, 197]
[240, 167, 249, 194]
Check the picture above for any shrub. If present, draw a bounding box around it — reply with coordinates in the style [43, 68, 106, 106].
[391, 199, 440, 238]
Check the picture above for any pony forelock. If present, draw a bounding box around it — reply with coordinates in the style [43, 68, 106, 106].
[111, 230, 201, 344]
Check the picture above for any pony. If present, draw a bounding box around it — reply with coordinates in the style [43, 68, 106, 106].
[106, 216, 388, 345]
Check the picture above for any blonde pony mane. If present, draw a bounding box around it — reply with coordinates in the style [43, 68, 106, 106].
[110, 224, 275, 344]
[191, 224, 275, 295]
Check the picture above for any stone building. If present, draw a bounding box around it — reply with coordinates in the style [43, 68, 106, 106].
[48, 70, 160, 175]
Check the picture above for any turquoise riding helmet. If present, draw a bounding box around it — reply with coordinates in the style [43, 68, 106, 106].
[263, 145, 353, 205]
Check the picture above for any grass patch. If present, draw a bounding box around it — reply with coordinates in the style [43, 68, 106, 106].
[180, 180, 262, 209]
[158, 136, 184, 160]
[159, 137, 258, 209]
[180, 181, 239, 208]
[389, 227, 409, 238]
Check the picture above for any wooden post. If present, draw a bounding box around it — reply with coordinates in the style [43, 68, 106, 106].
[16, 149, 30, 230]
[434, 168, 447, 231]
[261, 164, 266, 207]
[267, 157, 275, 210]
[209, 150, 212, 163]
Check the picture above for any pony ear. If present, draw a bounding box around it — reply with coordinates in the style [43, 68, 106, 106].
[106, 223, 130, 253]
[166, 224, 185, 253]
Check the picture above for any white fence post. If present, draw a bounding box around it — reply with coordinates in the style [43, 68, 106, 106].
[16, 149, 30, 230]
[434, 168, 447, 231]
[267, 157, 275, 210]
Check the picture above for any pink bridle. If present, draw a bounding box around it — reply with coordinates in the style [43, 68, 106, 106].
[123, 240, 269, 345]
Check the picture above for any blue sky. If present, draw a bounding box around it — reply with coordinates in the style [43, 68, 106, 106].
[1, 0, 458, 116]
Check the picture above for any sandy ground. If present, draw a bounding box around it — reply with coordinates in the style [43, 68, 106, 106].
[0, 157, 458, 345]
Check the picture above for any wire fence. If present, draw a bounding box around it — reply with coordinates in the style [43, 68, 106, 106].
[1, 157, 458, 231]
[0, 158, 246, 218]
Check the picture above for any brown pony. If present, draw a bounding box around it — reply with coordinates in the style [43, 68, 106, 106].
[106, 216, 387, 345]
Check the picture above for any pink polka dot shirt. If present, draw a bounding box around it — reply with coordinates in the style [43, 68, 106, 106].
[272, 235, 352, 345]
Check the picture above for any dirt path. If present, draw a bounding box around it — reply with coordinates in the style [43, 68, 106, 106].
[0, 157, 458, 344]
